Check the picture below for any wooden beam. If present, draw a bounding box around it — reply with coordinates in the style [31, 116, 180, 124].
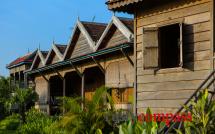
[121, 48, 134, 66]
[38, 71, 49, 82]
[69, 62, 83, 77]
[91, 57, 105, 74]
[51, 68, 64, 80]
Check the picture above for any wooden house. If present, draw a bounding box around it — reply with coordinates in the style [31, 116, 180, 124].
[26, 17, 134, 114]
[107, 0, 214, 114]
[7, 51, 37, 88]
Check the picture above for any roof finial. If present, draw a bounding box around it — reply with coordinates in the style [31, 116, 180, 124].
[113, 11, 116, 16]
[92, 16, 96, 22]
[52, 37, 55, 45]
[77, 16, 80, 21]
[38, 43, 40, 50]
[28, 48, 30, 53]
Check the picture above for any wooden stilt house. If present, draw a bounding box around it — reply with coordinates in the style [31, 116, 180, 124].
[26, 16, 134, 114]
[107, 0, 215, 115]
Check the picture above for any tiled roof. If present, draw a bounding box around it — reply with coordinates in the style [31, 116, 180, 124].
[118, 17, 133, 32]
[55, 44, 67, 55]
[7, 51, 37, 68]
[82, 22, 107, 42]
[107, 0, 142, 9]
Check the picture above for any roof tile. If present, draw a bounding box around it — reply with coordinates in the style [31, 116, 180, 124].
[82, 22, 107, 42]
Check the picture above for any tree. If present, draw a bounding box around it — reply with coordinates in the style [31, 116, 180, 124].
[0, 76, 15, 119]
[10, 88, 38, 123]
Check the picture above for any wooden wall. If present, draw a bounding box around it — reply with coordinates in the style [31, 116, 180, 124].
[135, 0, 212, 113]
[35, 76, 49, 104]
[99, 26, 128, 49]
[50, 54, 60, 64]
[71, 33, 93, 58]
[38, 60, 43, 68]
[106, 59, 134, 88]
[9, 64, 27, 74]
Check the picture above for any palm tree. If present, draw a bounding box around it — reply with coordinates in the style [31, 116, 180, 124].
[55, 86, 115, 134]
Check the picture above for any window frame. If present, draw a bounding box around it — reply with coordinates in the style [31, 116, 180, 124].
[142, 18, 184, 70]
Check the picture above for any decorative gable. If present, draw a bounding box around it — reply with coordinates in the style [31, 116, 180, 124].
[98, 25, 128, 49]
[44, 44, 66, 65]
[71, 32, 93, 58]
[95, 16, 133, 50]
[45, 50, 60, 65]
[30, 50, 48, 70]
[63, 20, 107, 60]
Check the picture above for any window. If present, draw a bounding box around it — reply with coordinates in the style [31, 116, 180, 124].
[143, 22, 183, 69]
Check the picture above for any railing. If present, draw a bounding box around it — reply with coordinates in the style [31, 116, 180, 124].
[10, 81, 26, 88]
[159, 70, 215, 134]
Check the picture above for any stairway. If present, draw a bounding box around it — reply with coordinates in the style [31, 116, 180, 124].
[159, 70, 215, 134]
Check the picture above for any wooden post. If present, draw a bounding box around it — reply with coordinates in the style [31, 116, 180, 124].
[18, 72, 21, 88]
[63, 79, 66, 97]
[63, 78, 66, 114]
[47, 80, 50, 115]
[24, 73, 28, 88]
[14, 73, 16, 87]
[81, 74, 85, 109]
[133, 12, 137, 116]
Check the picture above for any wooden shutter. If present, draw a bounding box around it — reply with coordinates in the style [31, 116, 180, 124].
[106, 62, 120, 88]
[179, 23, 183, 67]
[142, 27, 159, 69]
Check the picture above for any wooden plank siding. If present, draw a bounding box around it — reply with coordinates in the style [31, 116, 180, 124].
[99, 27, 128, 49]
[38, 60, 44, 68]
[50, 54, 60, 64]
[135, 0, 212, 113]
[106, 59, 134, 88]
[71, 33, 93, 58]
[35, 76, 49, 104]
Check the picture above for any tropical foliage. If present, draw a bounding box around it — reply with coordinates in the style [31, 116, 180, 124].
[1, 77, 215, 134]
[54, 86, 116, 134]
[17, 108, 56, 134]
[0, 114, 20, 134]
[0, 76, 15, 119]
[9, 88, 38, 123]
[119, 108, 165, 134]
[176, 89, 215, 134]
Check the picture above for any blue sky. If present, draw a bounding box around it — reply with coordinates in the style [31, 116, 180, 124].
[0, 0, 131, 76]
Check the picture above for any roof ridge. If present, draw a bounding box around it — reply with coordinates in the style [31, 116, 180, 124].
[41, 51, 49, 53]
[81, 21, 107, 26]
[55, 44, 67, 47]
[118, 17, 133, 21]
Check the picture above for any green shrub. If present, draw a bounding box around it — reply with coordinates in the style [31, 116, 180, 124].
[0, 114, 20, 131]
[18, 108, 55, 134]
